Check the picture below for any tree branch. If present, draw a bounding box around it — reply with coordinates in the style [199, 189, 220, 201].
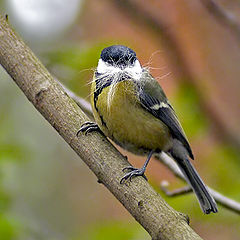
[200, 0, 240, 41]
[160, 182, 192, 197]
[56, 78, 93, 118]
[0, 15, 204, 240]
[158, 152, 240, 214]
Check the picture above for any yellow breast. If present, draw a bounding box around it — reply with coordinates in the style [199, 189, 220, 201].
[91, 80, 172, 155]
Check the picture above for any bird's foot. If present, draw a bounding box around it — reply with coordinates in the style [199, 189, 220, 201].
[120, 166, 148, 184]
[77, 122, 101, 136]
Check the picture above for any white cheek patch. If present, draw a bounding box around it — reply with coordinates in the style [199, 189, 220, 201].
[124, 60, 142, 80]
[97, 59, 119, 74]
[97, 59, 143, 80]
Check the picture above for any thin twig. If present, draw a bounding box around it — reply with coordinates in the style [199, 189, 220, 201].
[61, 86, 240, 214]
[200, 0, 240, 41]
[160, 181, 192, 197]
[55, 78, 93, 118]
[158, 152, 240, 214]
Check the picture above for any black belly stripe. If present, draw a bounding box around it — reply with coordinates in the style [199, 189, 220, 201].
[93, 72, 131, 128]
[93, 91, 107, 127]
[93, 73, 113, 127]
[93, 74, 112, 108]
[99, 114, 107, 127]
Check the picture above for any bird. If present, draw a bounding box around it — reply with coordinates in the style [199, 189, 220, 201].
[78, 45, 218, 214]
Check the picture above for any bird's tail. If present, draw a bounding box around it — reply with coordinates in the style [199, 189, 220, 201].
[175, 156, 218, 214]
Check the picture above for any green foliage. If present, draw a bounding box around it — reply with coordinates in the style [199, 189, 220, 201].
[207, 144, 240, 196]
[0, 73, 28, 239]
[0, 215, 17, 240]
[74, 221, 149, 240]
[0, 144, 27, 163]
[172, 82, 209, 139]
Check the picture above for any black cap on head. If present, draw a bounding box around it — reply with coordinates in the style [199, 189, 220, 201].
[100, 45, 137, 68]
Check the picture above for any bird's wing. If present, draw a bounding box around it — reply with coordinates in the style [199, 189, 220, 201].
[138, 74, 194, 159]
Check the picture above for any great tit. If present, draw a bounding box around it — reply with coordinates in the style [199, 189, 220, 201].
[79, 45, 218, 214]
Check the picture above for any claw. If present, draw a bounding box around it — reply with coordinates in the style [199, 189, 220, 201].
[120, 166, 148, 184]
[142, 174, 148, 181]
[77, 122, 101, 136]
[122, 166, 137, 172]
[120, 150, 153, 184]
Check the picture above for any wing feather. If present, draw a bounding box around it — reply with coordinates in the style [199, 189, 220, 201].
[139, 87, 194, 159]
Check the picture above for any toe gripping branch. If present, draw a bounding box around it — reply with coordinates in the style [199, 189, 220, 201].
[77, 121, 101, 136]
[120, 150, 155, 184]
[120, 166, 148, 184]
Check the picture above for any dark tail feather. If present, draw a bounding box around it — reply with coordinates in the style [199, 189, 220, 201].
[176, 157, 218, 214]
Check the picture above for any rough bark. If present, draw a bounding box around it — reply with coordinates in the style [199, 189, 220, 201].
[0, 15, 203, 240]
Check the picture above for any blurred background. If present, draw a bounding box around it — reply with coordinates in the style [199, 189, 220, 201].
[0, 0, 240, 239]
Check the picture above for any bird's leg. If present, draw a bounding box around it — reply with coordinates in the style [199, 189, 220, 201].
[120, 150, 155, 184]
[77, 121, 102, 136]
